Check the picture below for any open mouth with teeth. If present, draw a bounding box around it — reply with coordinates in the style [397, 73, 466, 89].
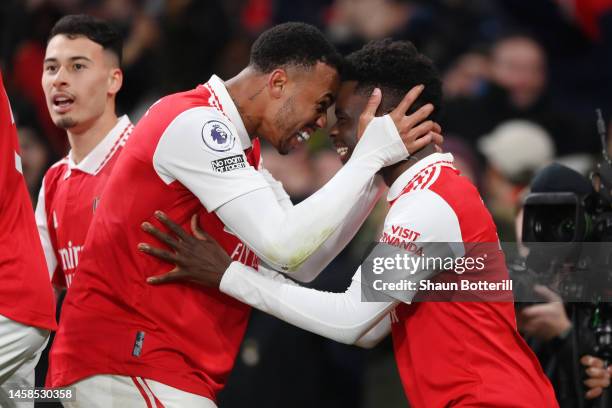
[333, 143, 352, 163]
[52, 94, 75, 113]
[289, 127, 316, 150]
[296, 130, 311, 143]
[336, 146, 349, 157]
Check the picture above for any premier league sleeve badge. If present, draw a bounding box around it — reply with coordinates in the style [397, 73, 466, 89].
[201, 120, 235, 152]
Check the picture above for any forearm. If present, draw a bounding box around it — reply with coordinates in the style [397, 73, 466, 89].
[354, 315, 392, 349]
[288, 176, 385, 282]
[220, 262, 396, 344]
[217, 117, 403, 273]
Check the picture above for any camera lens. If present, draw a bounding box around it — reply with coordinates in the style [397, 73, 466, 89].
[555, 218, 575, 242]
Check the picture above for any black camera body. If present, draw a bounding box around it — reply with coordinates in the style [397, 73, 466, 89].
[523, 191, 612, 244]
[516, 112, 612, 407]
[519, 124, 612, 303]
[521, 190, 612, 302]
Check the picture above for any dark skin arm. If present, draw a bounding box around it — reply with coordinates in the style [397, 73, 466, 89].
[138, 211, 231, 287]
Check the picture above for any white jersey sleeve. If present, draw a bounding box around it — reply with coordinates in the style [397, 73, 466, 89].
[220, 262, 396, 344]
[256, 163, 384, 282]
[353, 188, 465, 291]
[259, 167, 293, 210]
[381, 188, 464, 247]
[34, 178, 57, 279]
[384, 190, 462, 242]
[216, 116, 407, 273]
[155, 111, 406, 273]
[354, 314, 392, 348]
[153, 107, 270, 212]
[217, 177, 469, 345]
[286, 177, 384, 282]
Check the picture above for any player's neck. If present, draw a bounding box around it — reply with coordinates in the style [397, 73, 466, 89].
[381, 144, 437, 187]
[225, 68, 264, 137]
[67, 107, 119, 164]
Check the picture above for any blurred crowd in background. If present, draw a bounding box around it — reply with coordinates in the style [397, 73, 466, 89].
[2, 0, 612, 407]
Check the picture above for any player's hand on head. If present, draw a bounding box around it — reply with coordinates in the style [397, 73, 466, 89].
[137, 211, 231, 287]
[581, 355, 612, 399]
[389, 85, 441, 154]
[357, 87, 382, 140]
[356, 85, 443, 154]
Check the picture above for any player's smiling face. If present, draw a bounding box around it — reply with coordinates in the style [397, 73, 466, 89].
[266, 62, 339, 155]
[42, 34, 121, 132]
[329, 81, 367, 164]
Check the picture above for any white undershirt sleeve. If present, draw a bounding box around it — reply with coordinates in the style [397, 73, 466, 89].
[285, 176, 384, 282]
[354, 315, 392, 349]
[153, 107, 270, 212]
[259, 167, 293, 211]
[154, 108, 406, 273]
[217, 169, 475, 346]
[220, 262, 397, 344]
[216, 116, 404, 273]
[256, 167, 385, 282]
[34, 178, 57, 280]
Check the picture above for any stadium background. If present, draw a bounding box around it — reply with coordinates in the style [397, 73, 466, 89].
[1, 0, 611, 406]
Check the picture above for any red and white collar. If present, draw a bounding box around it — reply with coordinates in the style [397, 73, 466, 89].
[387, 152, 455, 202]
[65, 115, 131, 177]
[205, 75, 252, 149]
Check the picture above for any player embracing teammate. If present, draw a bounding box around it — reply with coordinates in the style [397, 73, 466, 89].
[45, 22, 438, 408]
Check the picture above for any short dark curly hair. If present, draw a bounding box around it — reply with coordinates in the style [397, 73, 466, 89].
[49, 14, 123, 65]
[250, 22, 342, 73]
[343, 39, 442, 120]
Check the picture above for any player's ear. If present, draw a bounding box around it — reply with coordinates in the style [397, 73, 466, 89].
[108, 68, 123, 96]
[268, 68, 288, 99]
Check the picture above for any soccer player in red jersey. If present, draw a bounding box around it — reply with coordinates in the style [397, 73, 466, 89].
[143, 40, 559, 407]
[47, 23, 440, 406]
[36, 15, 133, 291]
[0, 70, 56, 404]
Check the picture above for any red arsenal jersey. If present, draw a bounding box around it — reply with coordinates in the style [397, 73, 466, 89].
[0, 71, 56, 331]
[385, 153, 557, 407]
[35, 116, 133, 288]
[48, 75, 270, 400]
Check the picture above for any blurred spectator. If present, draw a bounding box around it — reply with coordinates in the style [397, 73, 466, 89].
[442, 50, 491, 99]
[478, 119, 555, 240]
[9, 2, 66, 156]
[442, 34, 595, 156]
[491, 35, 546, 110]
[326, 0, 500, 68]
[497, 0, 612, 118]
[327, 0, 415, 43]
[326, 0, 437, 59]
